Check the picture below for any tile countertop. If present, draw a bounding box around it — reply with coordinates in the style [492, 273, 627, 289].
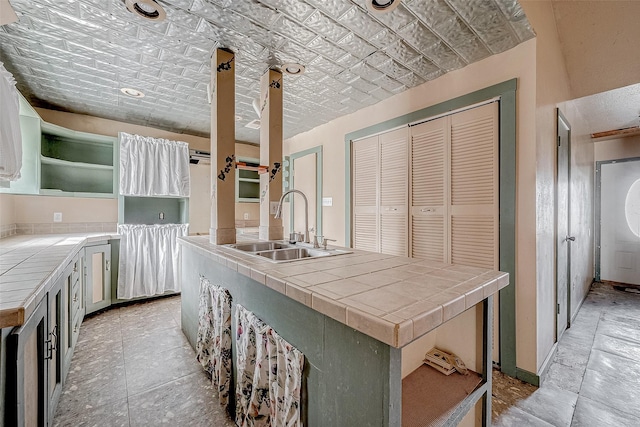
[178, 236, 509, 348]
[0, 233, 120, 329]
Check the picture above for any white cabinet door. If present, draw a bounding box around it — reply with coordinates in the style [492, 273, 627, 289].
[449, 103, 499, 269]
[410, 117, 448, 262]
[85, 243, 112, 315]
[353, 136, 379, 252]
[380, 128, 408, 256]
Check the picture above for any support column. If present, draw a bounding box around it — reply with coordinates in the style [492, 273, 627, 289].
[259, 69, 284, 241]
[210, 48, 236, 244]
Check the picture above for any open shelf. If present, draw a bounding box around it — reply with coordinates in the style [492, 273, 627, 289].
[40, 156, 114, 195]
[402, 364, 483, 427]
[236, 157, 261, 203]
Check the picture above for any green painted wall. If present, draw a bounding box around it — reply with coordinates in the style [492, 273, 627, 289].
[181, 246, 402, 427]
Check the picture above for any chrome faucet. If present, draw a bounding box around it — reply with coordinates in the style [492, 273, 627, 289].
[274, 189, 310, 243]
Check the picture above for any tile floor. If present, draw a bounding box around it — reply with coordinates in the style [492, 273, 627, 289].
[54, 281, 640, 426]
[52, 295, 235, 427]
[492, 282, 640, 426]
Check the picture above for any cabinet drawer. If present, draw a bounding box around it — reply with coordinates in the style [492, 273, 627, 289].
[71, 277, 81, 318]
[71, 256, 80, 284]
[71, 309, 82, 347]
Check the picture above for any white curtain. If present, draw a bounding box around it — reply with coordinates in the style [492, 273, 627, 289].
[119, 132, 190, 197]
[196, 277, 232, 407]
[116, 223, 188, 299]
[235, 305, 304, 427]
[0, 61, 22, 181]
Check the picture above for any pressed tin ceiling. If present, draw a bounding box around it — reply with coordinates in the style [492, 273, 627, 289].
[0, 0, 534, 144]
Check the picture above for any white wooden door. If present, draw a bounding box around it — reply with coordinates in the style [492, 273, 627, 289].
[449, 103, 499, 269]
[291, 154, 317, 237]
[556, 112, 571, 337]
[380, 128, 408, 256]
[410, 116, 448, 262]
[601, 160, 640, 285]
[353, 136, 379, 252]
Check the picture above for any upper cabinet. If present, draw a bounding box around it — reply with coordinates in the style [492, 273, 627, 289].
[39, 122, 117, 198]
[0, 97, 117, 198]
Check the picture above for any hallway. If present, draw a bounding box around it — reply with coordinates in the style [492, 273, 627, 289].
[493, 282, 640, 426]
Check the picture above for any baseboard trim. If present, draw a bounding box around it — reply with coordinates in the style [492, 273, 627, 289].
[516, 367, 540, 387]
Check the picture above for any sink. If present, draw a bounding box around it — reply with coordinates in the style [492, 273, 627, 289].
[227, 241, 352, 263]
[256, 248, 330, 261]
[230, 242, 292, 252]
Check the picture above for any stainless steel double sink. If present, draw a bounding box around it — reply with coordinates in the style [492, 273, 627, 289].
[228, 241, 351, 263]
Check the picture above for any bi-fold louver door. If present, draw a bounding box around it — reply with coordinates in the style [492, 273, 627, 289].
[352, 102, 498, 268]
[352, 128, 408, 256]
[410, 102, 499, 269]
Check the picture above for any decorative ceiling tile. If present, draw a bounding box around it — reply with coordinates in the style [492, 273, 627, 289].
[274, 15, 318, 46]
[0, 0, 535, 142]
[305, 0, 353, 19]
[336, 32, 377, 59]
[258, 0, 315, 22]
[338, 6, 386, 40]
[303, 10, 350, 42]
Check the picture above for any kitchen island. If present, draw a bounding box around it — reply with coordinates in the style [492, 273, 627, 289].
[179, 236, 508, 427]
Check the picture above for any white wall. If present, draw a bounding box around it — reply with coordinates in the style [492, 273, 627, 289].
[0, 193, 15, 226]
[595, 135, 640, 162]
[523, 0, 595, 373]
[285, 40, 539, 373]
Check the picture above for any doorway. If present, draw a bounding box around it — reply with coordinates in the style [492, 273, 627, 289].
[597, 158, 640, 285]
[286, 146, 323, 239]
[556, 109, 572, 339]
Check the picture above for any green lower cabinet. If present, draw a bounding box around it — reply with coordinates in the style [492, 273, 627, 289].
[6, 276, 65, 427]
[84, 243, 112, 315]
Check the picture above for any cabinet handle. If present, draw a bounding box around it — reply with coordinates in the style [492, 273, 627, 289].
[73, 296, 78, 303]
[50, 325, 57, 352]
[420, 208, 435, 213]
[73, 326, 78, 334]
[73, 265, 78, 273]
[45, 325, 57, 360]
[105, 260, 110, 271]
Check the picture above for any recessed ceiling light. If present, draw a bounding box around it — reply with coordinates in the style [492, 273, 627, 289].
[366, 0, 401, 13]
[282, 63, 305, 75]
[120, 87, 145, 98]
[124, 0, 166, 21]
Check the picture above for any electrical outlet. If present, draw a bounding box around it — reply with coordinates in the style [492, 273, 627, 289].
[322, 197, 333, 207]
[243, 212, 249, 220]
[159, 212, 165, 220]
[270, 201, 279, 215]
[53, 212, 62, 222]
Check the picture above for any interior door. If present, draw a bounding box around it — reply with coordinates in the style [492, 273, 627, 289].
[291, 153, 316, 237]
[556, 111, 571, 338]
[600, 159, 640, 285]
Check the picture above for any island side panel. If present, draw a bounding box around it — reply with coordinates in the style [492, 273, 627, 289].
[181, 246, 401, 427]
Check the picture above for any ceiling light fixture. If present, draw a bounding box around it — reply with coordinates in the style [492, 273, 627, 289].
[120, 87, 145, 98]
[366, 0, 401, 13]
[124, 0, 166, 21]
[282, 63, 306, 75]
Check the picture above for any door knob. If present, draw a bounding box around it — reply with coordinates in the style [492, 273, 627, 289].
[565, 236, 575, 242]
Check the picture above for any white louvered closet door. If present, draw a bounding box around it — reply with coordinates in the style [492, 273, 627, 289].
[449, 103, 499, 269]
[380, 128, 408, 256]
[410, 117, 448, 262]
[352, 136, 379, 252]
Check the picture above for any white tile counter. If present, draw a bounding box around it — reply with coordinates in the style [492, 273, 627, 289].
[178, 236, 508, 348]
[0, 233, 120, 328]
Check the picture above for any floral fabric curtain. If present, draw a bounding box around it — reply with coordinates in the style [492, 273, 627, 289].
[235, 305, 304, 427]
[196, 277, 232, 407]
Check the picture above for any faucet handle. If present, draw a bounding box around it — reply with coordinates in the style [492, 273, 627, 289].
[322, 238, 336, 250]
[313, 235, 323, 248]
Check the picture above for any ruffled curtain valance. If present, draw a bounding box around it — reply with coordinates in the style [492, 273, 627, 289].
[119, 132, 190, 197]
[0, 61, 22, 182]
